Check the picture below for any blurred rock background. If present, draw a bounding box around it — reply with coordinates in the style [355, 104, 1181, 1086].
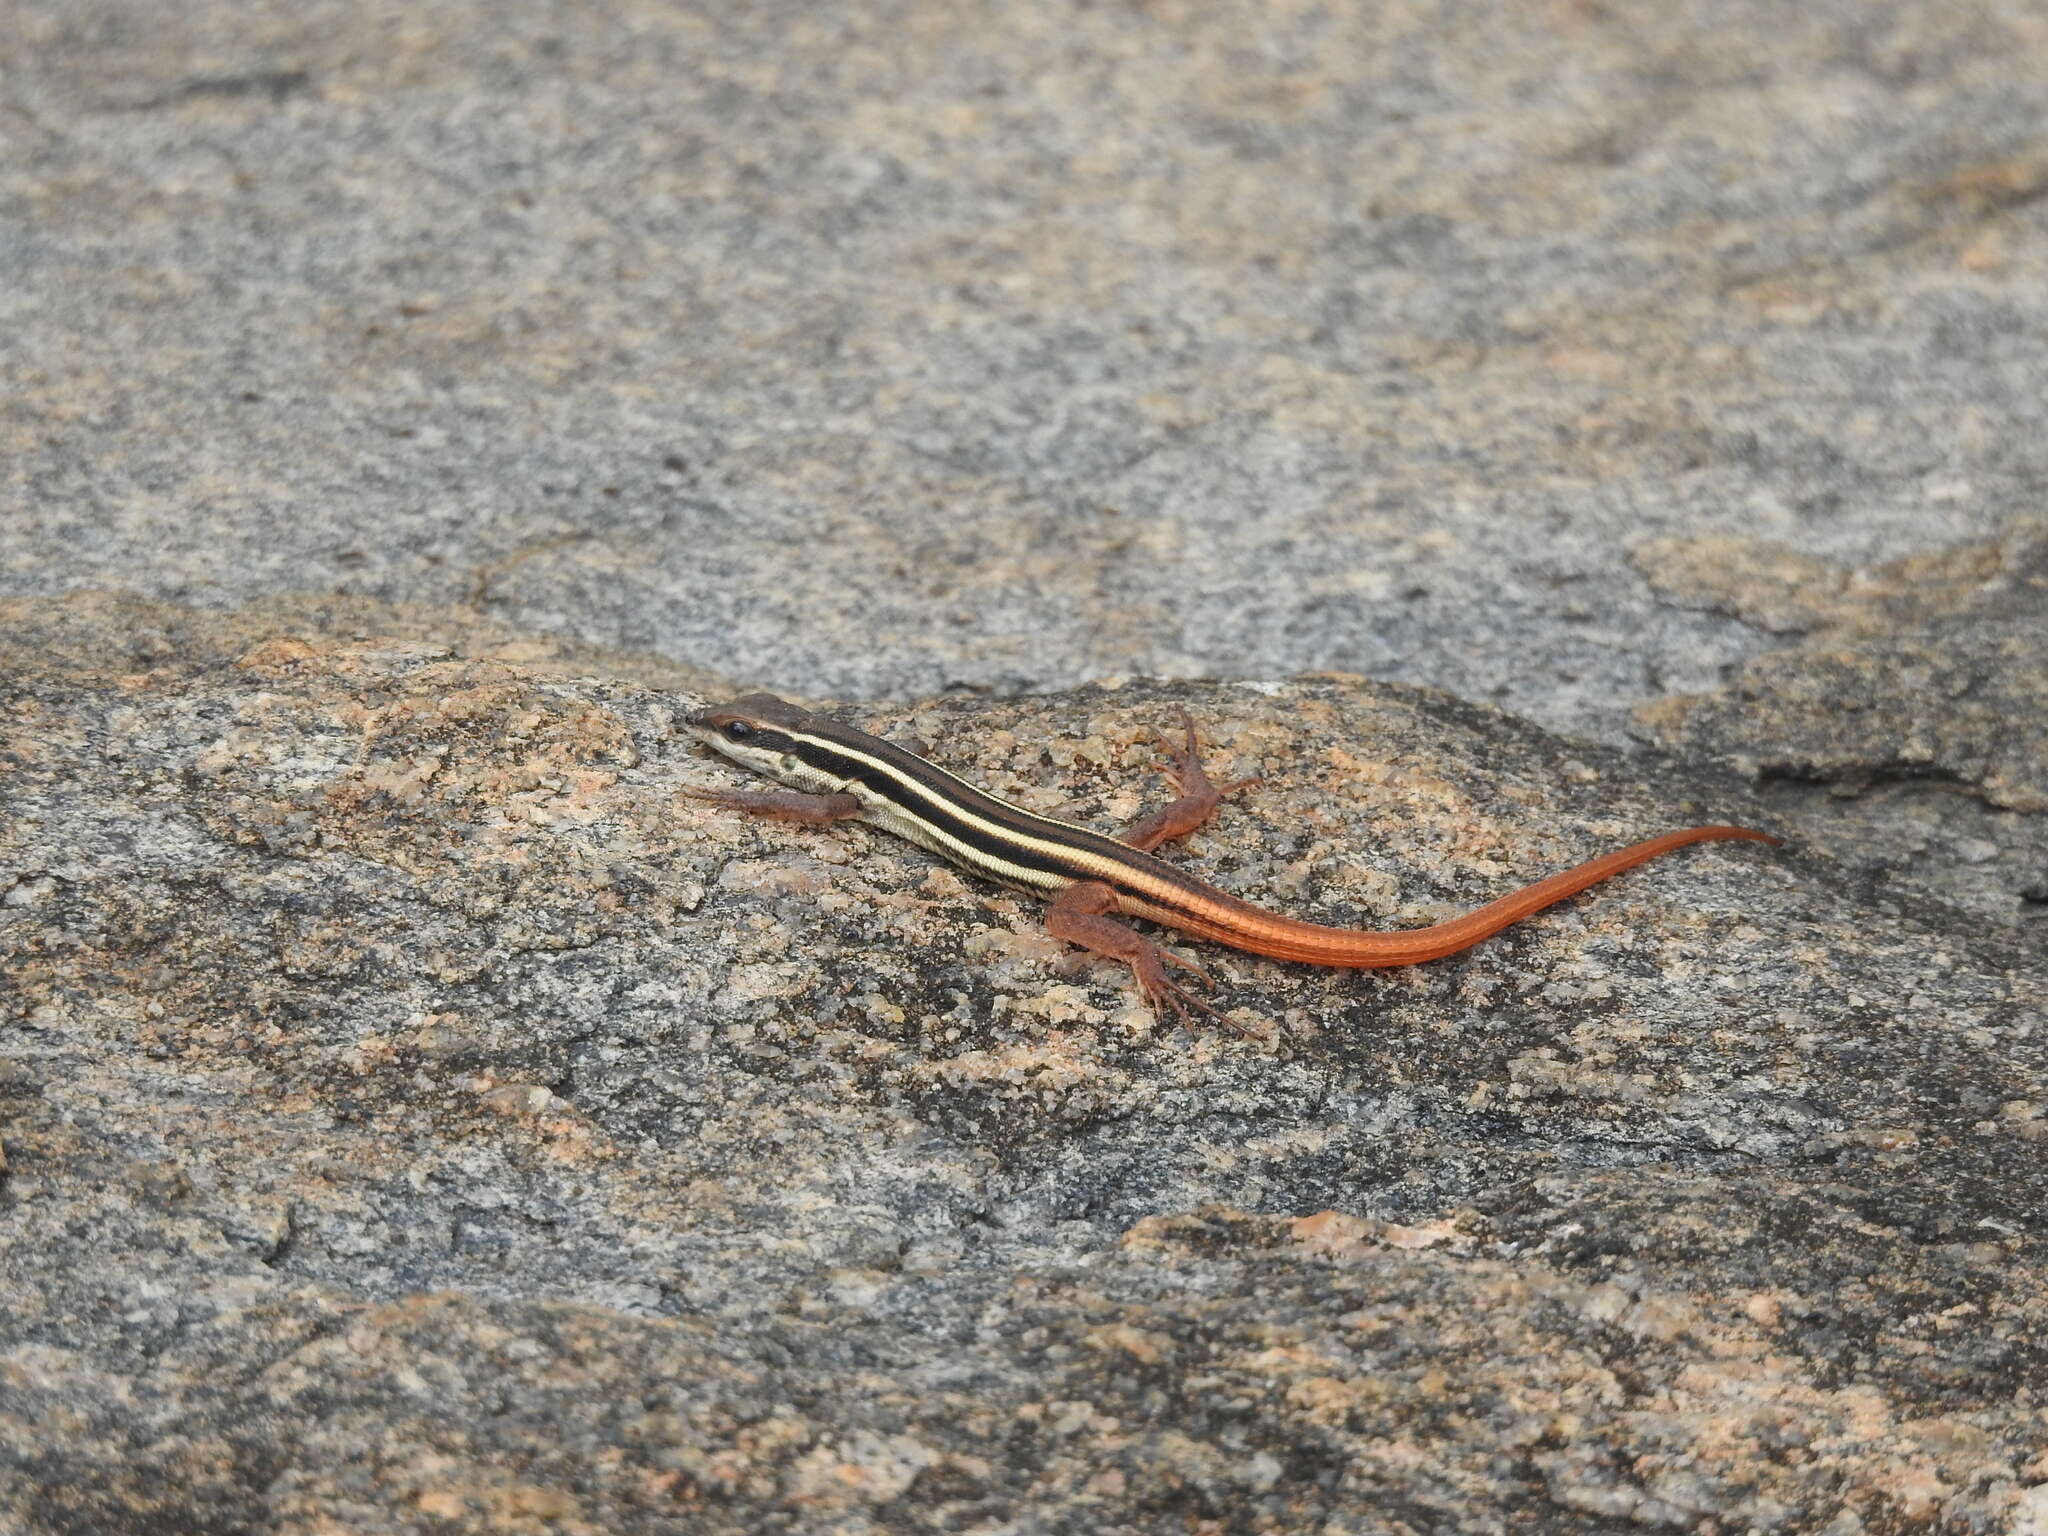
[3, 1, 2046, 1530]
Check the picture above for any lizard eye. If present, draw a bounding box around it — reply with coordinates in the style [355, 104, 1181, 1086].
[722, 720, 754, 742]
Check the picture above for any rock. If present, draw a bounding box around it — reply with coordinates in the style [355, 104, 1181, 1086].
[6, 0, 2046, 1524]
[1636, 517, 2048, 931]
[3, 595, 2044, 1532]
[7, 0, 2048, 747]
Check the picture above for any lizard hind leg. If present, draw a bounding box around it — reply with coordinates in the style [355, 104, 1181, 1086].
[1119, 708, 1263, 854]
[1045, 881, 1253, 1035]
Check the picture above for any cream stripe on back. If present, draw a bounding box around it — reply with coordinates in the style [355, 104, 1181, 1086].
[783, 725, 1156, 896]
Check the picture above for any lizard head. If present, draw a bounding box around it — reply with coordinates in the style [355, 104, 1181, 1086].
[687, 693, 832, 785]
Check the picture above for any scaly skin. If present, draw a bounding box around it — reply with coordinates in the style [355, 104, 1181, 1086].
[682, 694, 1781, 1027]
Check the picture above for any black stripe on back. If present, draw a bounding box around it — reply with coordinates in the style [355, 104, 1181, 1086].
[784, 716, 1227, 912]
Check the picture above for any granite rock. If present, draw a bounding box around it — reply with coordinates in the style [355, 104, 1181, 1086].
[6, 0, 2048, 744]
[6, 0, 2048, 1526]
[3, 595, 2045, 1532]
[1636, 515, 2048, 932]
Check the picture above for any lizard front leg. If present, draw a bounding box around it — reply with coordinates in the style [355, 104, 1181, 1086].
[677, 786, 863, 824]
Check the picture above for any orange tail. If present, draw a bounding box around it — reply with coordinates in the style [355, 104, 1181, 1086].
[1177, 825, 1780, 968]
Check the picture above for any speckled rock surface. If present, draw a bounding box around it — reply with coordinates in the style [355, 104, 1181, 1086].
[7, 0, 2048, 1527]
[4, 595, 2046, 1533]
[7, 0, 2048, 750]
[1635, 515, 2048, 933]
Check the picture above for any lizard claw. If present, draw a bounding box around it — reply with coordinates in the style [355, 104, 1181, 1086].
[1152, 712, 1257, 802]
[1148, 709, 1202, 796]
[1132, 948, 1260, 1035]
